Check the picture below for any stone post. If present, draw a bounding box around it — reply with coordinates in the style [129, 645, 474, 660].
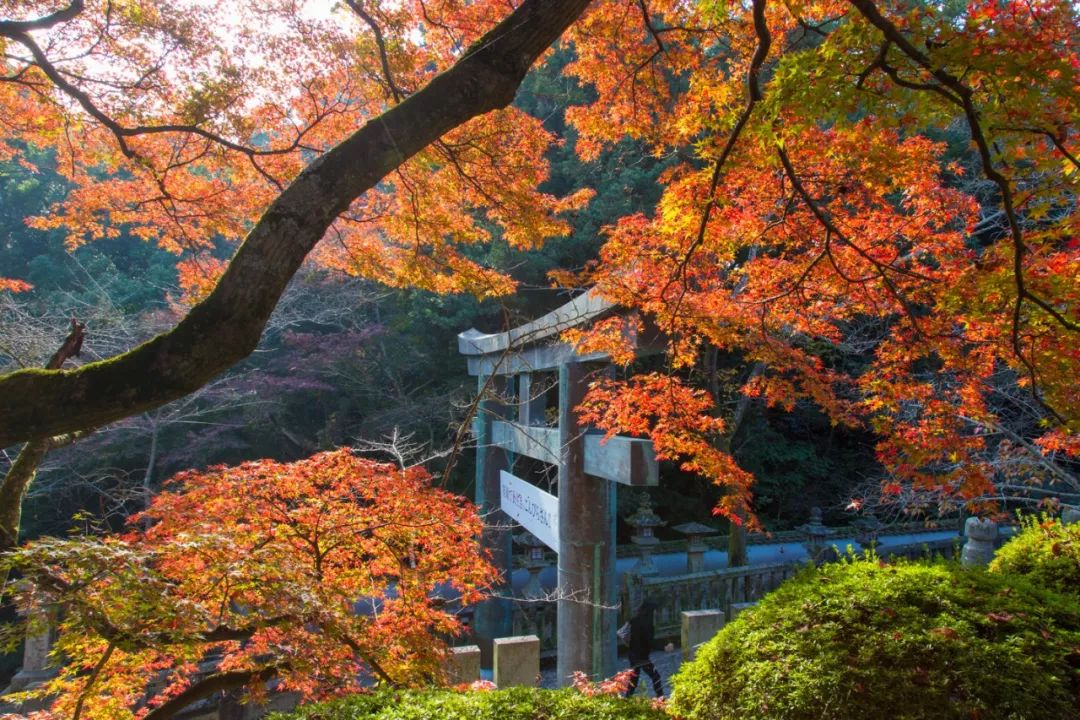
[852, 514, 882, 550]
[444, 645, 482, 686]
[556, 362, 617, 685]
[493, 635, 539, 688]
[7, 606, 57, 692]
[473, 375, 513, 664]
[961, 517, 999, 567]
[681, 610, 725, 661]
[515, 530, 548, 600]
[626, 493, 664, 577]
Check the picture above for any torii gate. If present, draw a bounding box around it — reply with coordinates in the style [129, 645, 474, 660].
[458, 291, 660, 683]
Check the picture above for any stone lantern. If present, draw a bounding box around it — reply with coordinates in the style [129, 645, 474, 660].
[960, 517, 999, 567]
[672, 521, 718, 573]
[852, 514, 883, 550]
[626, 493, 665, 576]
[514, 530, 548, 600]
[797, 507, 835, 564]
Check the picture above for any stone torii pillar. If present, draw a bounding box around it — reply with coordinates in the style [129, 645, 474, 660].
[556, 361, 617, 682]
[472, 374, 514, 659]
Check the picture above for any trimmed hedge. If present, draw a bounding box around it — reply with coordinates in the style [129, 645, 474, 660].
[669, 559, 1080, 720]
[990, 515, 1080, 597]
[269, 687, 667, 720]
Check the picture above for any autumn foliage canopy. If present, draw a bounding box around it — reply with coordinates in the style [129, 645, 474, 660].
[0, 0, 1078, 551]
[1, 450, 494, 718]
[565, 0, 1080, 522]
[2, 0, 1077, 527]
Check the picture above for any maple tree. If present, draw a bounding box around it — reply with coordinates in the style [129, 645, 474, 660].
[0, 0, 593, 449]
[1, 449, 494, 719]
[0, 0, 593, 556]
[563, 0, 1079, 524]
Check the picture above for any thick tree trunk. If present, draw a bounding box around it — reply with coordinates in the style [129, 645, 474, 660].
[0, 319, 88, 555]
[716, 361, 763, 568]
[0, 439, 47, 554]
[0, 0, 593, 451]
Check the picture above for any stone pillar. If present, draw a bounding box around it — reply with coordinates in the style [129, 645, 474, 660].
[626, 493, 664, 576]
[515, 531, 548, 600]
[961, 517, 999, 567]
[681, 610, 725, 661]
[493, 635, 539, 688]
[444, 645, 482, 686]
[687, 539, 706, 573]
[1063, 506, 1080, 526]
[798, 507, 835, 565]
[473, 375, 513, 664]
[673, 523, 718, 573]
[557, 362, 617, 684]
[7, 607, 57, 692]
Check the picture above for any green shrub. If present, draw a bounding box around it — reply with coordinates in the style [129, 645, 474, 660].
[669, 559, 1080, 720]
[990, 515, 1080, 597]
[269, 686, 667, 720]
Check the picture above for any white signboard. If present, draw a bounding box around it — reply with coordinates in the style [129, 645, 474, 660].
[500, 470, 559, 552]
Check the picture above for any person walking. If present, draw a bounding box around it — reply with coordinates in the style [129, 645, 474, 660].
[622, 598, 669, 698]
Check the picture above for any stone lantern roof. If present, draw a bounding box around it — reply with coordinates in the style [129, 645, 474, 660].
[672, 521, 719, 536]
[626, 493, 665, 547]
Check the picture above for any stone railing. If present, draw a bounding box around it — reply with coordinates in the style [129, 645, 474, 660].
[511, 600, 558, 655]
[875, 536, 961, 562]
[621, 562, 798, 640]
[612, 518, 965, 558]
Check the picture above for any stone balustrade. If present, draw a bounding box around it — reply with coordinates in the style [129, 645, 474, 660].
[622, 563, 796, 640]
[512, 600, 558, 654]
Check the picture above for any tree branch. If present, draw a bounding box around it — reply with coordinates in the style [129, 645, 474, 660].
[0, 0, 84, 35]
[71, 642, 114, 720]
[847, 0, 1077, 423]
[141, 665, 283, 720]
[774, 143, 928, 338]
[0, 319, 91, 557]
[0, 0, 593, 449]
[344, 0, 407, 102]
[659, 0, 771, 340]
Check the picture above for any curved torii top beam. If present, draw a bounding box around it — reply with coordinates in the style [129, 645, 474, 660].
[457, 290, 659, 376]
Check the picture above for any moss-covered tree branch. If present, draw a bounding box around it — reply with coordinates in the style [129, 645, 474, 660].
[0, 0, 592, 450]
